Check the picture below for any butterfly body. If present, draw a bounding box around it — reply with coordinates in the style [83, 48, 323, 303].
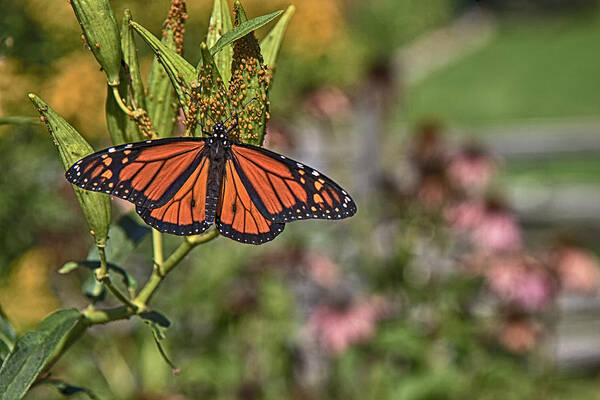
[66, 124, 356, 244]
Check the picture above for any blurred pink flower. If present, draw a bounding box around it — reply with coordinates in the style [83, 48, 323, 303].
[448, 147, 496, 193]
[303, 253, 341, 288]
[498, 318, 540, 353]
[554, 245, 600, 295]
[472, 205, 523, 253]
[303, 86, 351, 119]
[417, 174, 449, 210]
[445, 200, 486, 232]
[308, 297, 384, 354]
[486, 255, 555, 312]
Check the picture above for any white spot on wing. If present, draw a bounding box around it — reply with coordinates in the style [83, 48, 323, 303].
[108, 148, 115, 153]
[311, 170, 319, 176]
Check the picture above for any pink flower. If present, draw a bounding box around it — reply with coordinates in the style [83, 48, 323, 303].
[486, 254, 555, 312]
[308, 297, 384, 354]
[417, 174, 449, 209]
[303, 86, 351, 119]
[303, 253, 341, 288]
[498, 318, 541, 353]
[553, 245, 600, 295]
[448, 146, 496, 193]
[445, 200, 486, 232]
[472, 205, 523, 253]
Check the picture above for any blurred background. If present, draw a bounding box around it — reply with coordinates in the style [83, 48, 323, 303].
[3, 0, 600, 398]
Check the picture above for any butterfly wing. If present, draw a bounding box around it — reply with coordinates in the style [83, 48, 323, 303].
[135, 154, 212, 236]
[65, 138, 207, 209]
[229, 143, 357, 223]
[216, 158, 285, 244]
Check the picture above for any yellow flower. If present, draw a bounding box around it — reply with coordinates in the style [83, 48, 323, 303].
[0, 248, 59, 331]
[41, 52, 108, 140]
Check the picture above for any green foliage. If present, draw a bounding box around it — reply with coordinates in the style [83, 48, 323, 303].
[260, 5, 295, 68]
[206, 0, 234, 84]
[70, 0, 122, 86]
[0, 307, 16, 363]
[131, 20, 195, 116]
[28, 94, 111, 248]
[105, 9, 147, 145]
[6, 1, 599, 399]
[209, 10, 283, 57]
[0, 310, 82, 400]
[405, 11, 600, 126]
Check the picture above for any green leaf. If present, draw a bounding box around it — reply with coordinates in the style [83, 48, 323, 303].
[103, 9, 149, 145]
[82, 274, 105, 302]
[260, 5, 295, 67]
[131, 20, 195, 123]
[146, 52, 177, 139]
[139, 311, 171, 329]
[58, 262, 79, 275]
[210, 10, 283, 58]
[46, 379, 99, 399]
[0, 310, 82, 400]
[78, 213, 149, 298]
[87, 213, 150, 267]
[29, 94, 111, 247]
[121, 9, 147, 115]
[143, 318, 168, 341]
[0, 307, 16, 364]
[69, 0, 122, 86]
[207, 0, 234, 84]
[142, 316, 179, 374]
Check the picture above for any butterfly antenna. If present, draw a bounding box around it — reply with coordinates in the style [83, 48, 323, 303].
[195, 109, 219, 136]
[225, 97, 258, 133]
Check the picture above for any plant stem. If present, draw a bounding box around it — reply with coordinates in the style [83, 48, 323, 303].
[102, 279, 139, 311]
[97, 246, 139, 311]
[135, 229, 219, 306]
[96, 246, 108, 280]
[44, 230, 218, 374]
[83, 306, 132, 324]
[44, 306, 132, 372]
[152, 229, 164, 273]
[111, 86, 135, 117]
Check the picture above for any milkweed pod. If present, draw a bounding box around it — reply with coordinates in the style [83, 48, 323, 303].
[132, 20, 195, 136]
[28, 94, 111, 247]
[207, 0, 234, 84]
[70, 0, 122, 86]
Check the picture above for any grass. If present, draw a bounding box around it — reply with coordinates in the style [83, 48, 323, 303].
[502, 156, 600, 186]
[404, 10, 600, 128]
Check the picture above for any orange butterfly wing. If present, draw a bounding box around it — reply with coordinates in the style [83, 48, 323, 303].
[136, 155, 212, 235]
[216, 158, 285, 244]
[65, 138, 207, 210]
[229, 144, 357, 223]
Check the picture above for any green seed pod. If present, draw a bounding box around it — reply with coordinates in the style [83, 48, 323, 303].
[29, 94, 111, 247]
[229, 8, 271, 146]
[70, 0, 122, 86]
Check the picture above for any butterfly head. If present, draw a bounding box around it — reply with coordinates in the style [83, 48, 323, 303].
[212, 122, 227, 138]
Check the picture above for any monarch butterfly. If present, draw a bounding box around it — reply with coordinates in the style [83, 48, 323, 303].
[65, 122, 356, 244]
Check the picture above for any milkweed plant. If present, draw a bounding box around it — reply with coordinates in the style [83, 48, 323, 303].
[0, 0, 294, 398]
